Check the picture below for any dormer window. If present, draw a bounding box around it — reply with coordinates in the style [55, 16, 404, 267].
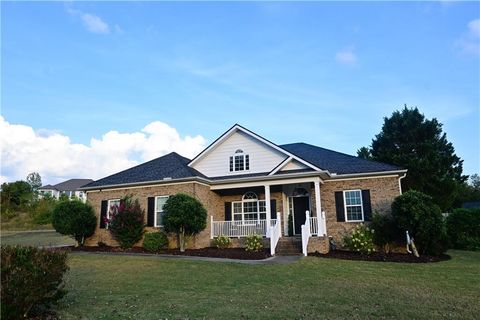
[229, 149, 249, 172]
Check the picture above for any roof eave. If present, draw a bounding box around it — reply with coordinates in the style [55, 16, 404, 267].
[79, 176, 211, 191]
[328, 169, 408, 179]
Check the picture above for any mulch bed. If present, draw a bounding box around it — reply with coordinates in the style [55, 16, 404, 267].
[309, 250, 450, 263]
[70, 246, 270, 260]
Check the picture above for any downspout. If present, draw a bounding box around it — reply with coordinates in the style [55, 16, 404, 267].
[398, 173, 407, 195]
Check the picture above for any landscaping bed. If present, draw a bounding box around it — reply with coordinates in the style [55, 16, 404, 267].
[310, 250, 451, 263]
[71, 246, 270, 260]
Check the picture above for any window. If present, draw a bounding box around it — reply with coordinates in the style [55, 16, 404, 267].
[343, 190, 363, 222]
[155, 196, 169, 227]
[107, 199, 121, 228]
[232, 192, 266, 224]
[229, 149, 249, 172]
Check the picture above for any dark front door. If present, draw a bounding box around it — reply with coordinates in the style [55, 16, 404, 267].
[293, 196, 310, 235]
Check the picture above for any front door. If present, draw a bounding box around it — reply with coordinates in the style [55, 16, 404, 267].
[293, 196, 310, 235]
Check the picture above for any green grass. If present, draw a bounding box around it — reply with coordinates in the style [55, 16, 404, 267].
[1, 211, 52, 231]
[1, 230, 75, 247]
[55, 250, 480, 319]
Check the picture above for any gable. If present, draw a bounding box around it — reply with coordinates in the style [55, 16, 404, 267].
[279, 159, 309, 172]
[190, 130, 288, 177]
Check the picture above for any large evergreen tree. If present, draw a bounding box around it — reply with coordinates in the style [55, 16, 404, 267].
[358, 106, 466, 210]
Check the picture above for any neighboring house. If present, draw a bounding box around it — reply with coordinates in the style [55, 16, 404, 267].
[80, 124, 406, 254]
[39, 179, 93, 202]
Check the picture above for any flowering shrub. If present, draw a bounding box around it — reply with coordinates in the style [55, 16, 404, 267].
[245, 234, 263, 252]
[343, 224, 375, 255]
[213, 235, 232, 249]
[107, 196, 145, 249]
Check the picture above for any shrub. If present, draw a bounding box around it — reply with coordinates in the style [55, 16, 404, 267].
[446, 208, 480, 251]
[245, 234, 263, 252]
[52, 200, 97, 246]
[343, 224, 375, 255]
[163, 193, 207, 252]
[370, 213, 396, 253]
[31, 198, 56, 224]
[213, 235, 232, 249]
[391, 190, 447, 256]
[0, 207, 17, 221]
[107, 196, 145, 249]
[143, 231, 169, 251]
[1, 246, 68, 319]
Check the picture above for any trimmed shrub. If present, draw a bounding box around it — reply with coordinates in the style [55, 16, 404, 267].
[446, 208, 480, 251]
[391, 190, 447, 256]
[143, 231, 169, 251]
[245, 234, 263, 252]
[52, 200, 96, 246]
[1, 246, 68, 319]
[370, 213, 396, 253]
[343, 224, 375, 255]
[108, 196, 145, 249]
[213, 235, 232, 249]
[163, 193, 207, 252]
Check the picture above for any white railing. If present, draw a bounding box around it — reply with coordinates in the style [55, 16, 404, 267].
[310, 216, 318, 235]
[309, 211, 327, 236]
[301, 211, 311, 256]
[210, 217, 278, 238]
[269, 216, 282, 255]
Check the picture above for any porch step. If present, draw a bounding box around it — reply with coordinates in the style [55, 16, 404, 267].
[275, 237, 303, 256]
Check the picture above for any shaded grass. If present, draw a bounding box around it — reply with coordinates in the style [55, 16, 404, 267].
[0, 230, 75, 247]
[57, 250, 480, 319]
[1, 211, 52, 231]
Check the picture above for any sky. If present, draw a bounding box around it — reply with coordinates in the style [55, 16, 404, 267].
[1, 1, 479, 185]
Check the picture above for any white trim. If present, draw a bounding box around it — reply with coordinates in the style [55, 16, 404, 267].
[343, 190, 364, 222]
[106, 198, 121, 228]
[229, 150, 250, 173]
[154, 195, 169, 227]
[329, 170, 407, 180]
[83, 179, 211, 192]
[268, 156, 293, 175]
[398, 173, 406, 195]
[289, 195, 311, 235]
[210, 175, 323, 190]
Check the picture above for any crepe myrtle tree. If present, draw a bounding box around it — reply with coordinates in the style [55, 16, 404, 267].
[162, 193, 207, 252]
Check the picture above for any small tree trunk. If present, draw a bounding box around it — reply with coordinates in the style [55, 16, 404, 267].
[179, 227, 185, 252]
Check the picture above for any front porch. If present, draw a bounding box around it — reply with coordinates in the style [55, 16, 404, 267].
[209, 177, 328, 255]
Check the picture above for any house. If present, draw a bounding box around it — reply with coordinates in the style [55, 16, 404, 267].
[80, 124, 406, 255]
[39, 179, 93, 202]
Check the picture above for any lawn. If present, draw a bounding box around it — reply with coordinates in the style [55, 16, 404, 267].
[0, 230, 75, 247]
[55, 250, 480, 319]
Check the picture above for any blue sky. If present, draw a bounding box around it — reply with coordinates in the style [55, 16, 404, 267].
[1, 1, 479, 184]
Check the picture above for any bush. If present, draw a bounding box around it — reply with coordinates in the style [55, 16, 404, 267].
[1, 246, 68, 319]
[108, 196, 145, 249]
[52, 200, 97, 246]
[370, 213, 396, 253]
[245, 234, 263, 252]
[0, 207, 17, 221]
[446, 208, 480, 251]
[213, 235, 232, 249]
[343, 224, 375, 255]
[31, 198, 56, 224]
[143, 231, 169, 251]
[163, 193, 207, 252]
[391, 190, 447, 256]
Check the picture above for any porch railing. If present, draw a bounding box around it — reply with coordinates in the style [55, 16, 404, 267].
[301, 211, 311, 256]
[310, 216, 318, 235]
[210, 217, 278, 238]
[269, 216, 282, 255]
[309, 211, 327, 236]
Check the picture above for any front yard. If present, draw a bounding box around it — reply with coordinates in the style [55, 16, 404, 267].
[55, 250, 479, 319]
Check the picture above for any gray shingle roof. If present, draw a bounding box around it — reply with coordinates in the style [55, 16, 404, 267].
[82, 152, 206, 189]
[50, 179, 94, 191]
[280, 142, 403, 174]
[39, 184, 58, 191]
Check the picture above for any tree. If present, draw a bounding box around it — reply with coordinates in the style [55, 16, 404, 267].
[453, 174, 480, 208]
[107, 196, 145, 249]
[163, 193, 207, 252]
[358, 106, 466, 210]
[0, 181, 33, 208]
[52, 200, 97, 246]
[26, 172, 42, 193]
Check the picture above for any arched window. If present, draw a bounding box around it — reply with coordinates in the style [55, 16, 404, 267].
[242, 191, 258, 200]
[232, 191, 267, 224]
[229, 149, 250, 172]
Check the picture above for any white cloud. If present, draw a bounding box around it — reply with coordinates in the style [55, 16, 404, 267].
[81, 13, 110, 34]
[455, 18, 480, 56]
[0, 117, 206, 185]
[335, 47, 357, 66]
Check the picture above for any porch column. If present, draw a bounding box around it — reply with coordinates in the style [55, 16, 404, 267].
[314, 179, 325, 236]
[265, 185, 271, 237]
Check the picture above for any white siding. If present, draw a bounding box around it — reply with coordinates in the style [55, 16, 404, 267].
[192, 130, 287, 177]
[280, 159, 309, 172]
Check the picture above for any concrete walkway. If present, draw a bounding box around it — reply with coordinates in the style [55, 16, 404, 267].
[71, 251, 303, 265]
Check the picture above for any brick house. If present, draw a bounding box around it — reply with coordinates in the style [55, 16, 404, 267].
[80, 124, 406, 255]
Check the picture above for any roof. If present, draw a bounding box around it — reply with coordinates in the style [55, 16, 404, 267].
[44, 179, 94, 191]
[39, 184, 58, 191]
[82, 152, 206, 189]
[279, 143, 403, 174]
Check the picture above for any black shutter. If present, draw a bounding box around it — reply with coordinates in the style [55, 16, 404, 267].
[362, 190, 372, 221]
[100, 200, 108, 229]
[270, 199, 277, 219]
[147, 197, 155, 227]
[225, 202, 232, 221]
[229, 157, 233, 172]
[335, 191, 345, 222]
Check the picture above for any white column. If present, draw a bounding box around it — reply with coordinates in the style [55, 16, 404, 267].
[265, 185, 271, 237]
[314, 180, 324, 236]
